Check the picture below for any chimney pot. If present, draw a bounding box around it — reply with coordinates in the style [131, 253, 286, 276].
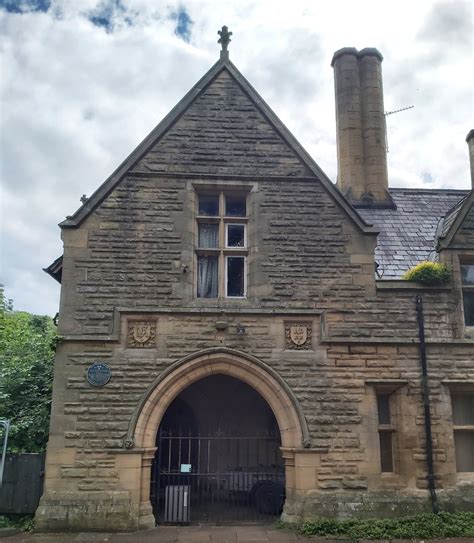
[358, 48, 384, 62]
[331, 47, 359, 67]
[332, 47, 394, 208]
[466, 129, 474, 189]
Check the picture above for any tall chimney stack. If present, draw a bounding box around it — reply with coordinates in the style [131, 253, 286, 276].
[332, 47, 394, 208]
[467, 129, 474, 189]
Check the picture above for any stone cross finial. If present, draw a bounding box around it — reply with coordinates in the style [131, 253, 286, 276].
[218, 25, 232, 59]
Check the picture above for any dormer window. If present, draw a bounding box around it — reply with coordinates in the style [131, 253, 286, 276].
[196, 192, 248, 299]
[461, 262, 474, 326]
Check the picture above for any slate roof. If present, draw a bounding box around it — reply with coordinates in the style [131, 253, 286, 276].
[359, 188, 469, 279]
[438, 195, 468, 239]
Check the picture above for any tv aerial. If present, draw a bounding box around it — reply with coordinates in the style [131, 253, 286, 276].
[384, 105, 414, 152]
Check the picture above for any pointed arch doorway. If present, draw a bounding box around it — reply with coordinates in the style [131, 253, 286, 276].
[153, 374, 284, 522]
[129, 348, 308, 525]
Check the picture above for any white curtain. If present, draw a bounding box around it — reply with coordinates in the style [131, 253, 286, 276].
[198, 223, 219, 248]
[197, 224, 219, 297]
[198, 256, 218, 298]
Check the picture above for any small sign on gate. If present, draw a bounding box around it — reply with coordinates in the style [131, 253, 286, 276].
[180, 464, 192, 473]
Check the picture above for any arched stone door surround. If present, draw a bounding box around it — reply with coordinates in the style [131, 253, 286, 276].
[128, 347, 309, 526]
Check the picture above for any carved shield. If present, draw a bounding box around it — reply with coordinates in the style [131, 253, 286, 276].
[133, 323, 152, 344]
[290, 325, 308, 346]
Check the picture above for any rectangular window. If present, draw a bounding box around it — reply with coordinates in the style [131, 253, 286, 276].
[196, 192, 248, 299]
[461, 263, 474, 326]
[197, 255, 218, 298]
[377, 393, 394, 472]
[198, 195, 219, 216]
[225, 195, 246, 217]
[226, 224, 246, 248]
[226, 256, 245, 297]
[452, 393, 474, 472]
[198, 223, 219, 248]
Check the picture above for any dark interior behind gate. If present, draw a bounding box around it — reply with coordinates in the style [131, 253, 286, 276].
[150, 375, 285, 523]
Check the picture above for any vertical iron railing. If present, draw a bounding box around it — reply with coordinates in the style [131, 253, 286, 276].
[150, 430, 285, 524]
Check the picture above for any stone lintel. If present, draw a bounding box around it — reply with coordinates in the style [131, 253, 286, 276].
[365, 379, 408, 393]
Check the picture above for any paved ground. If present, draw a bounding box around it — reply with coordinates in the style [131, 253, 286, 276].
[2, 525, 473, 543]
[1, 525, 303, 542]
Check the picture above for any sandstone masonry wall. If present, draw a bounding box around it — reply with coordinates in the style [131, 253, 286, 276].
[38, 63, 474, 531]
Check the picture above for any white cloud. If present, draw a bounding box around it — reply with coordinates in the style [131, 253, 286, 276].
[0, 0, 473, 314]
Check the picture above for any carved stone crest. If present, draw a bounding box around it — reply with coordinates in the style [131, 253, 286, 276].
[285, 322, 312, 350]
[128, 321, 156, 348]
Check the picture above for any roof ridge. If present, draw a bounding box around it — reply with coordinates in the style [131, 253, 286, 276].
[389, 187, 469, 193]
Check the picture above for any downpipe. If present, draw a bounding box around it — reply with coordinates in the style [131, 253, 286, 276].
[415, 295, 439, 513]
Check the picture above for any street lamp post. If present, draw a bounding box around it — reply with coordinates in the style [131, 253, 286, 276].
[0, 419, 10, 488]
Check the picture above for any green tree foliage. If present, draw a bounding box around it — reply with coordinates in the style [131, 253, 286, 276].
[0, 289, 56, 452]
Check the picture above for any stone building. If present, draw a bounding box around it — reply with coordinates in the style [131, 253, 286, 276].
[38, 32, 474, 531]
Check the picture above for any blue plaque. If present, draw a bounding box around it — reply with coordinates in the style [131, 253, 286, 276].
[87, 362, 111, 387]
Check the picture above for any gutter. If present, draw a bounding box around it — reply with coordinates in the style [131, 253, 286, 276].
[415, 294, 439, 513]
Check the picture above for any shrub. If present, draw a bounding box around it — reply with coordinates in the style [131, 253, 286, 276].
[0, 515, 34, 532]
[298, 511, 474, 540]
[402, 261, 452, 285]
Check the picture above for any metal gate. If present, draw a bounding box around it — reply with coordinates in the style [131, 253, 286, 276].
[151, 430, 285, 523]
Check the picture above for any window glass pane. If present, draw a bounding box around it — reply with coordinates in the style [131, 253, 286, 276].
[379, 432, 394, 472]
[227, 224, 245, 247]
[452, 394, 474, 425]
[197, 256, 218, 298]
[377, 394, 391, 425]
[463, 291, 474, 326]
[461, 264, 474, 285]
[225, 195, 246, 217]
[227, 257, 245, 297]
[199, 195, 219, 216]
[454, 431, 474, 472]
[198, 223, 219, 248]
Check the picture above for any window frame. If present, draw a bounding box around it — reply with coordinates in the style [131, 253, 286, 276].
[224, 255, 247, 298]
[197, 222, 220, 249]
[451, 391, 474, 473]
[225, 223, 247, 249]
[376, 392, 396, 473]
[195, 191, 249, 299]
[460, 258, 474, 327]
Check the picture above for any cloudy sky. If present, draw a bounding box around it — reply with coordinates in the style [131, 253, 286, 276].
[1, 0, 473, 316]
